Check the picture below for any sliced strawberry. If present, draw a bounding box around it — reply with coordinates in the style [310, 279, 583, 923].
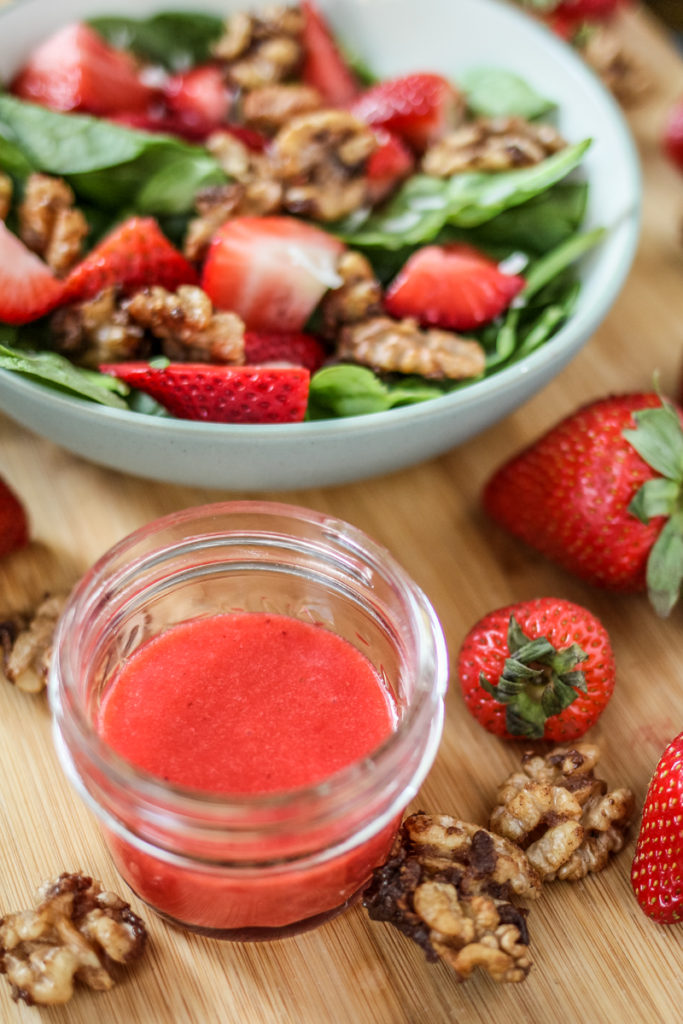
[163, 63, 232, 140]
[244, 331, 327, 371]
[11, 23, 157, 115]
[0, 221, 64, 326]
[201, 216, 345, 333]
[664, 99, 683, 175]
[100, 362, 310, 424]
[350, 73, 462, 152]
[62, 217, 198, 306]
[0, 475, 29, 559]
[300, 0, 359, 106]
[384, 244, 525, 331]
[366, 128, 415, 203]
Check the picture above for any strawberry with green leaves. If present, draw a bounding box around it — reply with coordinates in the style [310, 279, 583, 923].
[483, 394, 683, 617]
[457, 597, 615, 741]
[631, 731, 683, 925]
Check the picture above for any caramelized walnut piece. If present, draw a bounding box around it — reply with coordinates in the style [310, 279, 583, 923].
[184, 179, 283, 262]
[51, 289, 147, 368]
[18, 173, 89, 275]
[320, 251, 383, 337]
[422, 117, 566, 177]
[337, 315, 486, 381]
[213, 6, 304, 90]
[0, 873, 147, 1006]
[125, 285, 245, 364]
[490, 744, 635, 882]
[243, 83, 324, 133]
[0, 172, 12, 221]
[363, 813, 539, 983]
[0, 594, 67, 694]
[272, 109, 377, 221]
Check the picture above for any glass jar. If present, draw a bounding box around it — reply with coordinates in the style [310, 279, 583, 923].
[49, 501, 448, 941]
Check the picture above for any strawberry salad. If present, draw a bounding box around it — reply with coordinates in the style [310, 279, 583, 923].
[0, 1, 601, 424]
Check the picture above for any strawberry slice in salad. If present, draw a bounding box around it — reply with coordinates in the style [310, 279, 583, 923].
[350, 73, 463, 152]
[0, 221, 64, 325]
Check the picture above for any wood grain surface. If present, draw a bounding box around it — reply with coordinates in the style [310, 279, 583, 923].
[1, 6, 682, 1023]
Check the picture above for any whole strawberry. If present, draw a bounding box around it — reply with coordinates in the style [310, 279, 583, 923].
[483, 394, 683, 617]
[631, 731, 683, 925]
[457, 597, 615, 741]
[0, 476, 29, 559]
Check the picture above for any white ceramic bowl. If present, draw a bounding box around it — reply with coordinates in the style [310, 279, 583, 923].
[0, 0, 640, 490]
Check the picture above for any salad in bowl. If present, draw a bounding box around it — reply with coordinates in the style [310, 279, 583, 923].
[0, 0, 640, 488]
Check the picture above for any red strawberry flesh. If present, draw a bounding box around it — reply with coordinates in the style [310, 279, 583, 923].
[100, 362, 310, 424]
[0, 476, 29, 560]
[300, 0, 359, 106]
[664, 99, 683, 176]
[244, 331, 327, 372]
[350, 73, 462, 151]
[0, 221, 64, 325]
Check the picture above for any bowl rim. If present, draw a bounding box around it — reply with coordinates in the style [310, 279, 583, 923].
[0, 0, 642, 439]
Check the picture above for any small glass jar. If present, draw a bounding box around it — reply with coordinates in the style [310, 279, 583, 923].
[49, 501, 448, 941]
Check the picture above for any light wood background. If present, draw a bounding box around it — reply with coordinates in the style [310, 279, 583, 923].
[1, 5, 682, 1023]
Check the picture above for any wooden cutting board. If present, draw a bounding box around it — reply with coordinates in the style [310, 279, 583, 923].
[1, 6, 682, 1022]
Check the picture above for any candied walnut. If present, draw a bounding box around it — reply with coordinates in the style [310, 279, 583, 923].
[422, 117, 566, 177]
[579, 27, 651, 107]
[320, 251, 383, 337]
[0, 594, 67, 694]
[490, 744, 635, 883]
[272, 109, 377, 221]
[363, 813, 539, 983]
[337, 315, 486, 381]
[184, 180, 283, 262]
[243, 83, 323, 133]
[51, 289, 147, 368]
[0, 172, 12, 221]
[213, 6, 304, 90]
[18, 173, 88, 275]
[0, 873, 147, 1006]
[126, 285, 245, 364]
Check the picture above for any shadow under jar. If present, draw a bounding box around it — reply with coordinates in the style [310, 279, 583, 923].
[49, 501, 448, 941]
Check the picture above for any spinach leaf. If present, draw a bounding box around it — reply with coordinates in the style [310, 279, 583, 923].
[307, 365, 445, 419]
[336, 140, 591, 249]
[88, 12, 225, 71]
[455, 183, 588, 254]
[0, 344, 130, 408]
[0, 96, 226, 215]
[461, 68, 556, 120]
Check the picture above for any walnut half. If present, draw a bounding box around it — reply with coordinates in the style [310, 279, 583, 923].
[363, 813, 540, 983]
[489, 745, 635, 882]
[0, 594, 67, 694]
[0, 873, 147, 1006]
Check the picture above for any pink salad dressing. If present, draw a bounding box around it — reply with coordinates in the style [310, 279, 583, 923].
[97, 612, 400, 935]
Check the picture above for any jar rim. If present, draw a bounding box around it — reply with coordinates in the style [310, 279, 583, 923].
[49, 500, 449, 827]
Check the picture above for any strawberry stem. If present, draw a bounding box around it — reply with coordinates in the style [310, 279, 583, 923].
[479, 614, 588, 739]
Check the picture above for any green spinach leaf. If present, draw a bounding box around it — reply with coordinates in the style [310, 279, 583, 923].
[307, 365, 445, 419]
[88, 12, 225, 71]
[462, 67, 556, 120]
[0, 344, 130, 408]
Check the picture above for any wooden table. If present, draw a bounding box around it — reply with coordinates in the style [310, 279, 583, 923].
[1, 6, 682, 1023]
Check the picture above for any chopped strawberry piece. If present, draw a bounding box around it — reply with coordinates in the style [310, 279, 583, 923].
[0, 475, 29, 559]
[100, 362, 310, 424]
[555, 0, 626, 23]
[664, 99, 683, 175]
[244, 331, 327, 372]
[366, 128, 415, 202]
[201, 216, 345, 333]
[163, 63, 232, 139]
[11, 23, 157, 115]
[0, 221, 64, 326]
[62, 217, 198, 306]
[384, 244, 525, 331]
[301, 0, 359, 106]
[350, 73, 462, 152]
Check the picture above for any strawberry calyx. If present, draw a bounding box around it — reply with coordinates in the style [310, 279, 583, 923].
[478, 614, 588, 739]
[623, 400, 683, 617]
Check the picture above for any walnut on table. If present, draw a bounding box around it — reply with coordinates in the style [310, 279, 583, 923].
[363, 813, 540, 983]
[337, 315, 486, 381]
[212, 5, 304, 90]
[489, 744, 635, 883]
[125, 285, 246, 364]
[272, 109, 378, 221]
[422, 117, 566, 177]
[0, 594, 67, 694]
[0, 873, 147, 1006]
[50, 288, 147, 368]
[18, 173, 89, 275]
[579, 26, 652, 107]
[0, 172, 12, 222]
